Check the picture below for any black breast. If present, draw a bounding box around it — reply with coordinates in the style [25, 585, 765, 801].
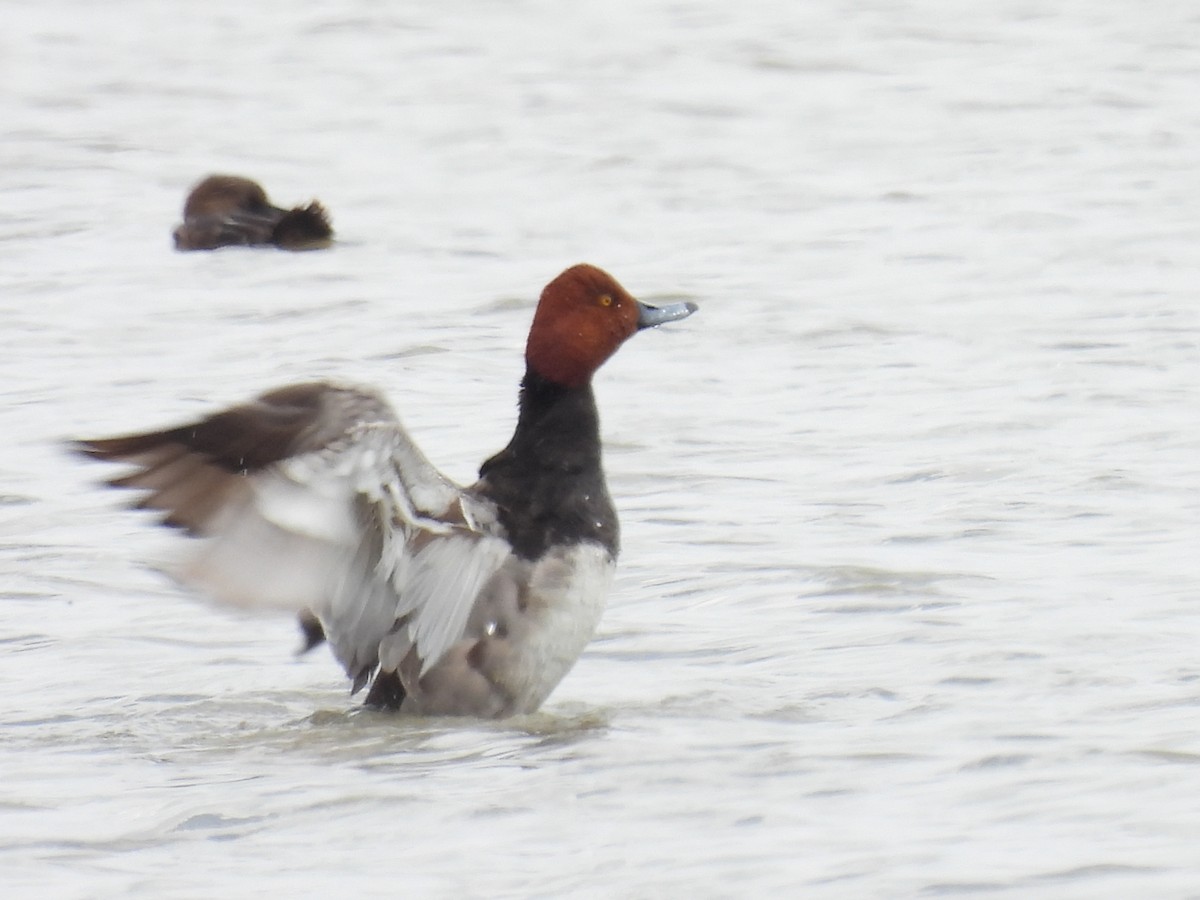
[477, 370, 619, 560]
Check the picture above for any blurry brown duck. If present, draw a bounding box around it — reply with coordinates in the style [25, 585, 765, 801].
[172, 174, 334, 251]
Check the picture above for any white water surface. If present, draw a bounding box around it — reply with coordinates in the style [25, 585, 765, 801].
[2, 1, 1199, 896]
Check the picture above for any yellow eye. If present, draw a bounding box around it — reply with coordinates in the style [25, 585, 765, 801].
[598, 294, 614, 307]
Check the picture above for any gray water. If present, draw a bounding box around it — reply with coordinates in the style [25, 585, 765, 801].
[3, 1, 1200, 896]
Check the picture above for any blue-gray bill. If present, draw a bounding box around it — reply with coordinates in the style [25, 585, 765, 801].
[636, 299, 699, 330]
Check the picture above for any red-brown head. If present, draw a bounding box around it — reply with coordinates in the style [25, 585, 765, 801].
[524, 264, 697, 388]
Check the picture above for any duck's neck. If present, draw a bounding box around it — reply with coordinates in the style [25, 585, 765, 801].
[511, 368, 602, 464]
[478, 367, 619, 560]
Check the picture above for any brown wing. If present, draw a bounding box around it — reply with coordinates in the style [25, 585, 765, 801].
[74, 382, 391, 533]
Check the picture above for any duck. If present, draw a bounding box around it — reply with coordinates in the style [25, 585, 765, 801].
[73, 265, 697, 717]
[172, 174, 334, 251]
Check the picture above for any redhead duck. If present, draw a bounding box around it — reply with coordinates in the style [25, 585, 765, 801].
[172, 174, 334, 251]
[74, 265, 697, 717]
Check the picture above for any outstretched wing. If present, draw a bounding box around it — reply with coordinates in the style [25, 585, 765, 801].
[74, 382, 512, 693]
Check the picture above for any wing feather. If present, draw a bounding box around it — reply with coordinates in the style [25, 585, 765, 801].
[75, 382, 512, 691]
